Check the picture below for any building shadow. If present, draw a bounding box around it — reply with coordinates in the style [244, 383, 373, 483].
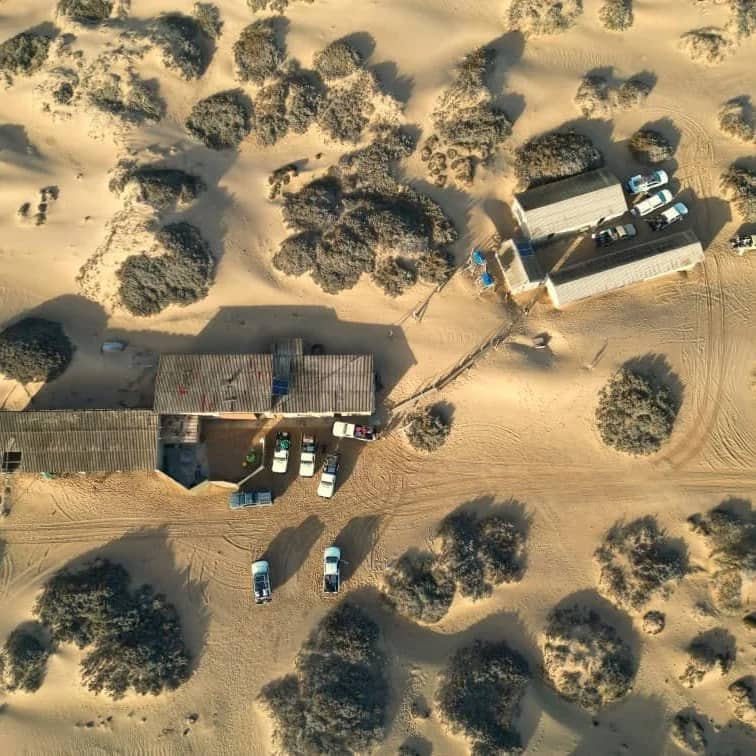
[334, 515, 382, 581]
[674, 187, 731, 247]
[262, 515, 324, 589]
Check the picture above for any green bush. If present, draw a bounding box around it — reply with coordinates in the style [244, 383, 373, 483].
[0, 317, 73, 384]
[0, 626, 51, 692]
[0, 31, 52, 76]
[437, 640, 530, 754]
[233, 19, 284, 84]
[57, 0, 113, 24]
[405, 405, 451, 451]
[313, 38, 362, 80]
[596, 368, 678, 455]
[721, 163, 756, 222]
[150, 13, 213, 80]
[628, 128, 673, 164]
[382, 552, 455, 623]
[514, 130, 603, 188]
[185, 90, 251, 149]
[34, 558, 191, 699]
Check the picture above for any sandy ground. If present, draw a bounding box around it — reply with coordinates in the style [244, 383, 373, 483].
[1, 0, 755, 754]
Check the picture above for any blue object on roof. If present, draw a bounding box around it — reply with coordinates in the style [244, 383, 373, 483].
[471, 250, 486, 266]
[480, 272, 495, 288]
[516, 242, 534, 256]
[271, 378, 289, 396]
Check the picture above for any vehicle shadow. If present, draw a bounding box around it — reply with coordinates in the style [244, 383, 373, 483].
[334, 515, 382, 581]
[262, 515, 325, 589]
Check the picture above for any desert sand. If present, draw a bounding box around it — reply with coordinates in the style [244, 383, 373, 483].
[1, 0, 755, 754]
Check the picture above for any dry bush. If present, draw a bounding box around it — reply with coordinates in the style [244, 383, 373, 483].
[728, 0, 756, 38]
[437, 640, 530, 754]
[0, 625, 51, 693]
[313, 38, 362, 80]
[416, 251, 454, 284]
[680, 629, 736, 687]
[372, 257, 417, 297]
[596, 368, 678, 456]
[671, 710, 709, 754]
[642, 610, 665, 635]
[282, 176, 343, 231]
[260, 602, 388, 754]
[574, 75, 611, 118]
[185, 90, 251, 149]
[628, 129, 673, 165]
[599, 0, 633, 31]
[85, 72, 164, 125]
[435, 104, 512, 158]
[542, 605, 636, 711]
[316, 71, 375, 143]
[721, 163, 756, 221]
[117, 222, 214, 316]
[680, 29, 733, 64]
[109, 164, 206, 210]
[150, 13, 213, 80]
[34, 559, 191, 698]
[192, 3, 222, 40]
[718, 98, 755, 142]
[595, 517, 688, 611]
[0, 31, 52, 77]
[284, 67, 324, 134]
[247, 0, 307, 11]
[514, 130, 602, 188]
[0, 317, 73, 384]
[57, 0, 113, 24]
[233, 19, 284, 84]
[405, 405, 451, 452]
[272, 232, 319, 276]
[251, 79, 288, 147]
[615, 78, 651, 109]
[728, 677, 756, 726]
[382, 552, 455, 623]
[508, 0, 583, 36]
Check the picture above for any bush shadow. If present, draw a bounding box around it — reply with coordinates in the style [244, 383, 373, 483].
[338, 31, 376, 62]
[370, 60, 414, 104]
[429, 400, 454, 426]
[262, 514, 324, 589]
[448, 495, 534, 540]
[0, 124, 45, 171]
[485, 32, 527, 124]
[400, 735, 433, 755]
[334, 515, 382, 581]
[622, 354, 685, 412]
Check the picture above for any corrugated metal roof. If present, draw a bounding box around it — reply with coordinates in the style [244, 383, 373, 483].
[0, 410, 158, 473]
[514, 169, 627, 240]
[497, 239, 543, 294]
[154, 354, 274, 414]
[546, 230, 703, 307]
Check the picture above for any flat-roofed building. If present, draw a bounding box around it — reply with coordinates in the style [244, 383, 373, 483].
[496, 239, 543, 294]
[545, 230, 704, 308]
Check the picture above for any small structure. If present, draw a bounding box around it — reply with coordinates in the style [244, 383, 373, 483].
[545, 230, 704, 308]
[512, 169, 627, 244]
[496, 238, 543, 294]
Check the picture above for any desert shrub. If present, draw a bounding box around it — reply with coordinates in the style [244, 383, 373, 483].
[405, 405, 451, 452]
[117, 222, 214, 316]
[542, 604, 636, 711]
[193, 3, 222, 40]
[260, 602, 388, 754]
[599, 0, 633, 31]
[272, 232, 320, 276]
[316, 72, 373, 143]
[233, 19, 284, 84]
[436, 640, 530, 754]
[57, 0, 113, 24]
[416, 251, 454, 284]
[150, 13, 213, 80]
[728, 677, 756, 726]
[85, 73, 164, 125]
[0, 317, 73, 384]
[282, 176, 343, 231]
[574, 75, 610, 118]
[642, 610, 665, 635]
[628, 128, 673, 164]
[185, 90, 251, 149]
[0, 31, 52, 77]
[718, 97, 755, 141]
[680, 29, 732, 64]
[285, 69, 324, 133]
[110, 165, 206, 210]
[479, 516, 527, 585]
[680, 629, 736, 687]
[382, 552, 455, 623]
[721, 163, 756, 221]
[514, 130, 603, 188]
[671, 710, 708, 754]
[435, 103, 512, 158]
[596, 368, 678, 455]
[595, 517, 688, 611]
[0, 626, 51, 692]
[313, 39, 362, 80]
[615, 78, 651, 109]
[508, 0, 583, 37]
[34, 558, 191, 698]
[252, 79, 289, 147]
[728, 0, 756, 37]
[372, 257, 417, 297]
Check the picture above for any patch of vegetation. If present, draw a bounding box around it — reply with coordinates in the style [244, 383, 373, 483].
[117, 222, 214, 316]
[628, 128, 674, 164]
[405, 405, 451, 452]
[0, 31, 52, 77]
[728, 0, 756, 38]
[0, 625, 51, 693]
[313, 38, 362, 80]
[110, 164, 206, 210]
[721, 163, 756, 222]
[34, 558, 191, 698]
[282, 176, 343, 231]
[0, 317, 73, 384]
[372, 257, 417, 297]
[382, 552, 455, 623]
[416, 251, 454, 284]
[718, 97, 755, 142]
[150, 13, 213, 80]
[514, 130, 603, 188]
[260, 602, 388, 755]
[86, 72, 164, 125]
[574, 75, 611, 118]
[595, 368, 678, 456]
[542, 604, 636, 711]
[671, 710, 708, 754]
[642, 610, 665, 635]
[272, 231, 319, 276]
[728, 677, 756, 726]
[185, 90, 251, 149]
[508, 0, 583, 37]
[192, 3, 222, 40]
[436, 640, 530, 754]
[316, 71, 375, 143]
[680, 29, 732, 64]
[680, 629, 736, 687]
[57, 0, 113, 24]
[595, 517, 687, 611]
[615, 77, 651, 109]
[687, 502, 755, 612]
[598, 0, 633, 31]
[233, 19, 284, 84]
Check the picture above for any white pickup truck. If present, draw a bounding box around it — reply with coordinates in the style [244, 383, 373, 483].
[332, 421, 377, 441]
[252, 560, 272, 604]
[272, 431, 291, 474]
[299, 435, 317, 477]
[317, 453, 340, 498]
[630, 189, 673, 217]
[323, 546, 341, 594]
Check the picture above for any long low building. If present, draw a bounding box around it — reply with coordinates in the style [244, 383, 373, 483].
[545, 230, 704, 308]
[513, 168, 627, 244]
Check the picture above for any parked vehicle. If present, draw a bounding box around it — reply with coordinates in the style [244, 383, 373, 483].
[317, 453, 340, 498]
[272, 431, 291, 474]
[229, 489, 274, 509]
[332, 421, 377, 441]
[323, 546, 341, 594]
[630, 189, 674, 217]
[647, 202, 688, 231]
[730, 234, 755, 255]
[625, 170, 669, 195]
[299, 435, 317, 477]
[593, 223, 637, 247]
[252, 560, 272, 604]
